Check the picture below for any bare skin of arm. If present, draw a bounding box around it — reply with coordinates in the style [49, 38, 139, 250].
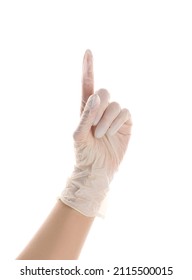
[16, 201, 94, 260]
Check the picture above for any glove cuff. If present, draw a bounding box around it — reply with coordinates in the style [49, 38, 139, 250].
[59, 166, 109, 218]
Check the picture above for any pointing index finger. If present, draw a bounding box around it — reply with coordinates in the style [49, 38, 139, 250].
[81, 49, 94, 114]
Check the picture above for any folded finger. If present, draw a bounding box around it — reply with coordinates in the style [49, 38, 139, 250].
[92, 88, 110, 126]
[94, 102, 121, 138]
[107, 108, 131, 136]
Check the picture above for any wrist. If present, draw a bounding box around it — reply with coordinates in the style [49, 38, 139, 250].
[59, 166, 110, 217]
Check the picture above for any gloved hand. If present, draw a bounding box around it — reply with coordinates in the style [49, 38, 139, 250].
[59, 50, 132, 217]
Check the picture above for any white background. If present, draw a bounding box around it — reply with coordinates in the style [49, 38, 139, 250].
[0, 0, 192, 278]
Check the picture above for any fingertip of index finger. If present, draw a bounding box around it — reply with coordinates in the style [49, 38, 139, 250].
[83, 49, 93, 75]
[84, 49, 93, 59]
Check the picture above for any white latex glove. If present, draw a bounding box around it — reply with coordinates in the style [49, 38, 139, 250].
[59, 50, 132, 217]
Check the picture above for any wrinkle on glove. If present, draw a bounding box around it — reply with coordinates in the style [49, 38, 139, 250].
[60, 166, 109, 217]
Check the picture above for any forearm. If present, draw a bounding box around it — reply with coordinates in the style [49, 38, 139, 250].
[16, 200, 94, 260]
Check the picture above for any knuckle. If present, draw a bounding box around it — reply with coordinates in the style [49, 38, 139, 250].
[122, 108, 129, 115]
[122, 108, 131, 117]
[97, 88, 110, 100]
[97, 88, 108, 93]
[110, 101, 121, 111]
